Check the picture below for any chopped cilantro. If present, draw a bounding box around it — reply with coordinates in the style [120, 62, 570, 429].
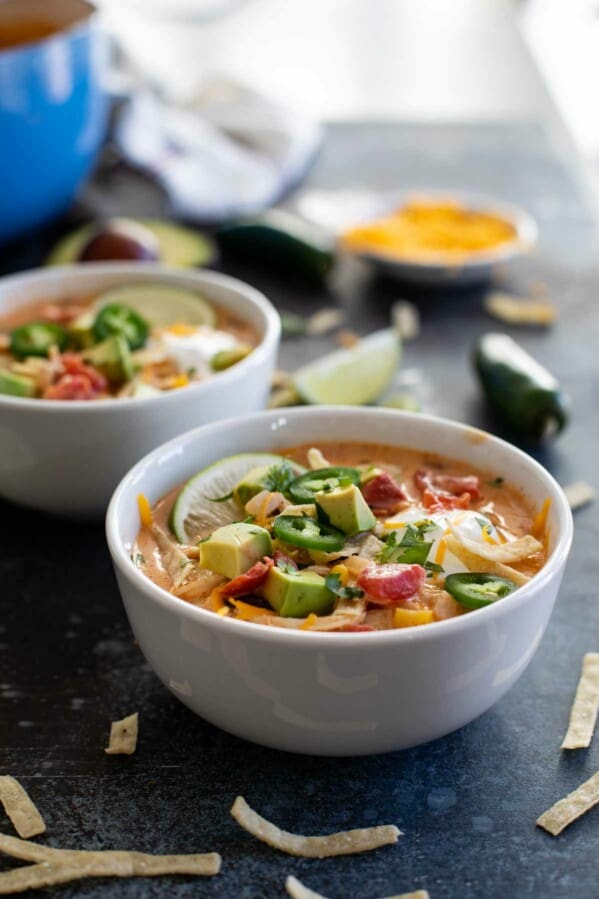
[263, 460, 297, 495]
[243, 514, 256, 524]
[424, 561, 444, 577]
[130, 552, 145, 567]
[487, 476, 504, 488]
[179, 558, 193, 569]
[325, 573, 364, 600]
[377, 524, 433, 565]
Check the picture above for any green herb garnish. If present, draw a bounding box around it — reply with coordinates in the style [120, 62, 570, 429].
[263, 460, 297, 495]
[325, 573, 364, 600]
[487, 477, 504, 488]
[377, 524, 434, 566]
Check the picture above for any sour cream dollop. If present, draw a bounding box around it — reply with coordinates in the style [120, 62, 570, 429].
[150, 326, 239, 377]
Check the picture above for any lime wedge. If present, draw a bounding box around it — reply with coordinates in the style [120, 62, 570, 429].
[294, 329, 401, 405]
[170, 453, 305, 544]
[94, 284, 216, 328]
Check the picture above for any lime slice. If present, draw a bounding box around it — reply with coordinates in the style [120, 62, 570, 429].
[94, 284, 216, 328]
[294, 329, 401, 405]
[170, 453, 305, 544]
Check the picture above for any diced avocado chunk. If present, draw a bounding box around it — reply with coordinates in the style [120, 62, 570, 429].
[211, 343, 252, 372]
[68, 311, 96, 349]
[315, 483, 376, 536]
[232, 465, 274, 507]
[261, 566, 334, 618]
[83, 335, 135, 383]
[199, 522, 272, 579]
[0, 370, 36, 397]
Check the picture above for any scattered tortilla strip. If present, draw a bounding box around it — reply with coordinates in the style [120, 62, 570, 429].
[449, 528, 542, 565]
[391, 301, 420, 341]
[306, 308, 344, 337]
[485, 291, 556, 327]
[231, 796, 399, 857]
[536, 770, 599, 836]
[0, 832, 220, 894]
[285, 877, 428, 899]
[444, 535, 529, 586]
[0, 779, 45, 839]
[564, 481, 596, 512]
[105, 713, 139, 756]
[307, 448, 330, 470]
[561, 653, 599, 750]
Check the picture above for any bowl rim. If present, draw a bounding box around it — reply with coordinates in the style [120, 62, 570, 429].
[337, 189, 539, 270]
[0, 262, 281, 413]
[106, 406, 573, 648]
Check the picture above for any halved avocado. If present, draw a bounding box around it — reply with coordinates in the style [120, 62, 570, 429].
[46, 219, 218, 269]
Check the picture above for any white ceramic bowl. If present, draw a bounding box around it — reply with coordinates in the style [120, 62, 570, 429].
[297, 188, 538, 286]
[0, 264, 280, 518]
[107, 407, 572, 756]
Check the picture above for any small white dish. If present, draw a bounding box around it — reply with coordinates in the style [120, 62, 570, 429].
[106, 406, 572, 756]
[296, 188, 538, 286]
[0, 263, 280, 518]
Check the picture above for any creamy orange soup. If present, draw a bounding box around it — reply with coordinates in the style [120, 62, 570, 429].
[133, 443, 547, 632]
[0, 290, 257, 401]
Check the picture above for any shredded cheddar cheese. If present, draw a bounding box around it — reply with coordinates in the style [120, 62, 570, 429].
[434, 538, 447, 566]
[300, 613, 318, 630]
[217, 606, 230, 616]
[532, 498, 551, 538]
[394, 608, 434, 628]
[209, 587, 225, 612]
[137, 493, 153, 529]
[330, 564, 349, 585]
[169, 374, 190, 390]
[342, 199, 518, 261]
[166, 322, 199, 336]
[231, 600, 266, 621]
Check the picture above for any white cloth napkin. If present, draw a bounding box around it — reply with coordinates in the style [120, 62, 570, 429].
[114, 78, 322, 223]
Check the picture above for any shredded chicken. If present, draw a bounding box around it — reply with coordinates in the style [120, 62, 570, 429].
[151, 522, 194, 589]
[245, 490, 289, 520]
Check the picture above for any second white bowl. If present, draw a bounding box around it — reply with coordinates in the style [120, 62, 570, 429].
[0, 263, 280, 518]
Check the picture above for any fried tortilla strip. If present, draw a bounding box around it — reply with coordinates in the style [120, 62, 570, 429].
[105, 712, 139, 756]
[231, 796, 400, 858]
[285, 876, 428, 899]
[444, 535, 529, 586]
[0, 832, 221, 894]
[564, 481, 596, 512]
[0, 778, 45, 839]
[536, 770, 599, 836]
[307, 448, 330, 470]
[449, 528, 542, 565]
[485, 291, 556, 327]
[561, 653, 599, 750]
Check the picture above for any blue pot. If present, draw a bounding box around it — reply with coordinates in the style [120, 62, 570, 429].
[0, 1, 109, 244]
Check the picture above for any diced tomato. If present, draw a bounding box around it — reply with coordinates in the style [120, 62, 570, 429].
[415, 468, 481, 500]
[61, 353, 107, 392]
[361, 471, 407, 516]
[358, 562, 426, 605]
[221, 556, 274, 598]
[422, 488, 472, 514]
[43, 374, 100, 401]
[272, 550, 298, 570]
[343, 624, 375, 632]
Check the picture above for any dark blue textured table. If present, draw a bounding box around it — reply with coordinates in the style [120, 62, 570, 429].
[1, 122, 599, 899]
